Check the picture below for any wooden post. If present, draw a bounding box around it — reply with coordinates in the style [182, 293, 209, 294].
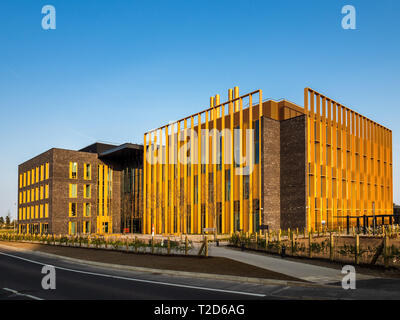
[355, 234, 360, 265]
[167, 236, 171, 255]
[384, 235, 389, 268]
[330, 233, 334, 261]
[265, 232, 269, 251]
[308, 232, 312, 258]
[204, 236, 208, 257]
[185, 235, 188, 255]
[151, 236, 154, 254]
[304, 227, 306, 239]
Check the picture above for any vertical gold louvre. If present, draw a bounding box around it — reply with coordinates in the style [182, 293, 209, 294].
[143, 88, 263, 235]
[305, 88, 393, 231]
[143, 87, 393, 234]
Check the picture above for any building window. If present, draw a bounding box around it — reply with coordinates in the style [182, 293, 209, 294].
[69, 184, 77, 198]
[234, 126, 241, 168]
[40, 205, 43, 218]
[173, 208, 177, 233]
[42, 223, 49, 234]
[83, 221, 91, 234]
[70, 162, 78, 179]
[35, 187, 39, 201]
[253, 208, 260, 233]
[84, 203, 91, 217]
[103, 222, 109, 234]
[40, 185, 44, 200]
[40, 165, 44, 181]
[45, 163, 49, 180]
[27, 171, 31, 186]
[84, 184, 91, 198]
[244, 175, 249, 200]
[45, 203, 49, 218]
[69, 222, 77, 235]
[234, 201, 240, 232]
[19, 174, 22, 188]
[225, 169, 231, 201]
[31, 169, 35, 184]
[194, 176, 198, 204]
[35, 167, 39, 183]
[69, 203, 77, 217]
[217, 135, 222, 171]
[201, 204, 206, 232]
[84, 163, 91, 180]
[45, 184, 49, 199]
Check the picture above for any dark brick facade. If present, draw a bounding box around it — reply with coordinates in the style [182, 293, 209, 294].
[261, 114, 307, 231]
[261, 117, 281, 230]
[280, 115, 307, 230]
[18, 148, 125, 235]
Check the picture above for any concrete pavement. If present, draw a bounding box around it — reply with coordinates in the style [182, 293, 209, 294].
[209, 245, 375, 284]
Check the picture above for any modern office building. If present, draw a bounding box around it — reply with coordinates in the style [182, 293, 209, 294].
[17, 86, 393, 235]
[17, 143, 143, 235]
[143, 87, 393, 234]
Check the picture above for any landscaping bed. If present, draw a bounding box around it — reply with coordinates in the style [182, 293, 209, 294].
[0, 241, 303, 282]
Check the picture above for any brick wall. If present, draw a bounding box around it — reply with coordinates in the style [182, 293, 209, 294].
[261, 114, 307, 231]
[280, 115, 307, 230]
[18, 149, 53, 232]
[261, 117, 281, 230]
[51, 149, 99, 234]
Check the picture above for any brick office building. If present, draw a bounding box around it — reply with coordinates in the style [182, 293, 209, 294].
[17, 143, 143, 235]
[143, 87, 393, 234]
[17, 86, 393, 235]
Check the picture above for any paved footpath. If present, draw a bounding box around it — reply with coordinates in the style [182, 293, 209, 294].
[210, 246, 375, 284]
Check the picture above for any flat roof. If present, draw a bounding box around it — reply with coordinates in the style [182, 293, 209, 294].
[99, 143, 143, 157]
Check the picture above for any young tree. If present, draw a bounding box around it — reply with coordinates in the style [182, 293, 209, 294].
[0, 216, 4, 226]
[5, 213, 11, 227]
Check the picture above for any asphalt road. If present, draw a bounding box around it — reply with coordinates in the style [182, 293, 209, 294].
[0, 245, 400, 300]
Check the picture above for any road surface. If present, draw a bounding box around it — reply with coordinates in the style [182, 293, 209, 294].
[0, 245, 399, 300]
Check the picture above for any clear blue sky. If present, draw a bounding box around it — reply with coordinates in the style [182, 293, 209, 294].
[0, 0, 399, 219]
